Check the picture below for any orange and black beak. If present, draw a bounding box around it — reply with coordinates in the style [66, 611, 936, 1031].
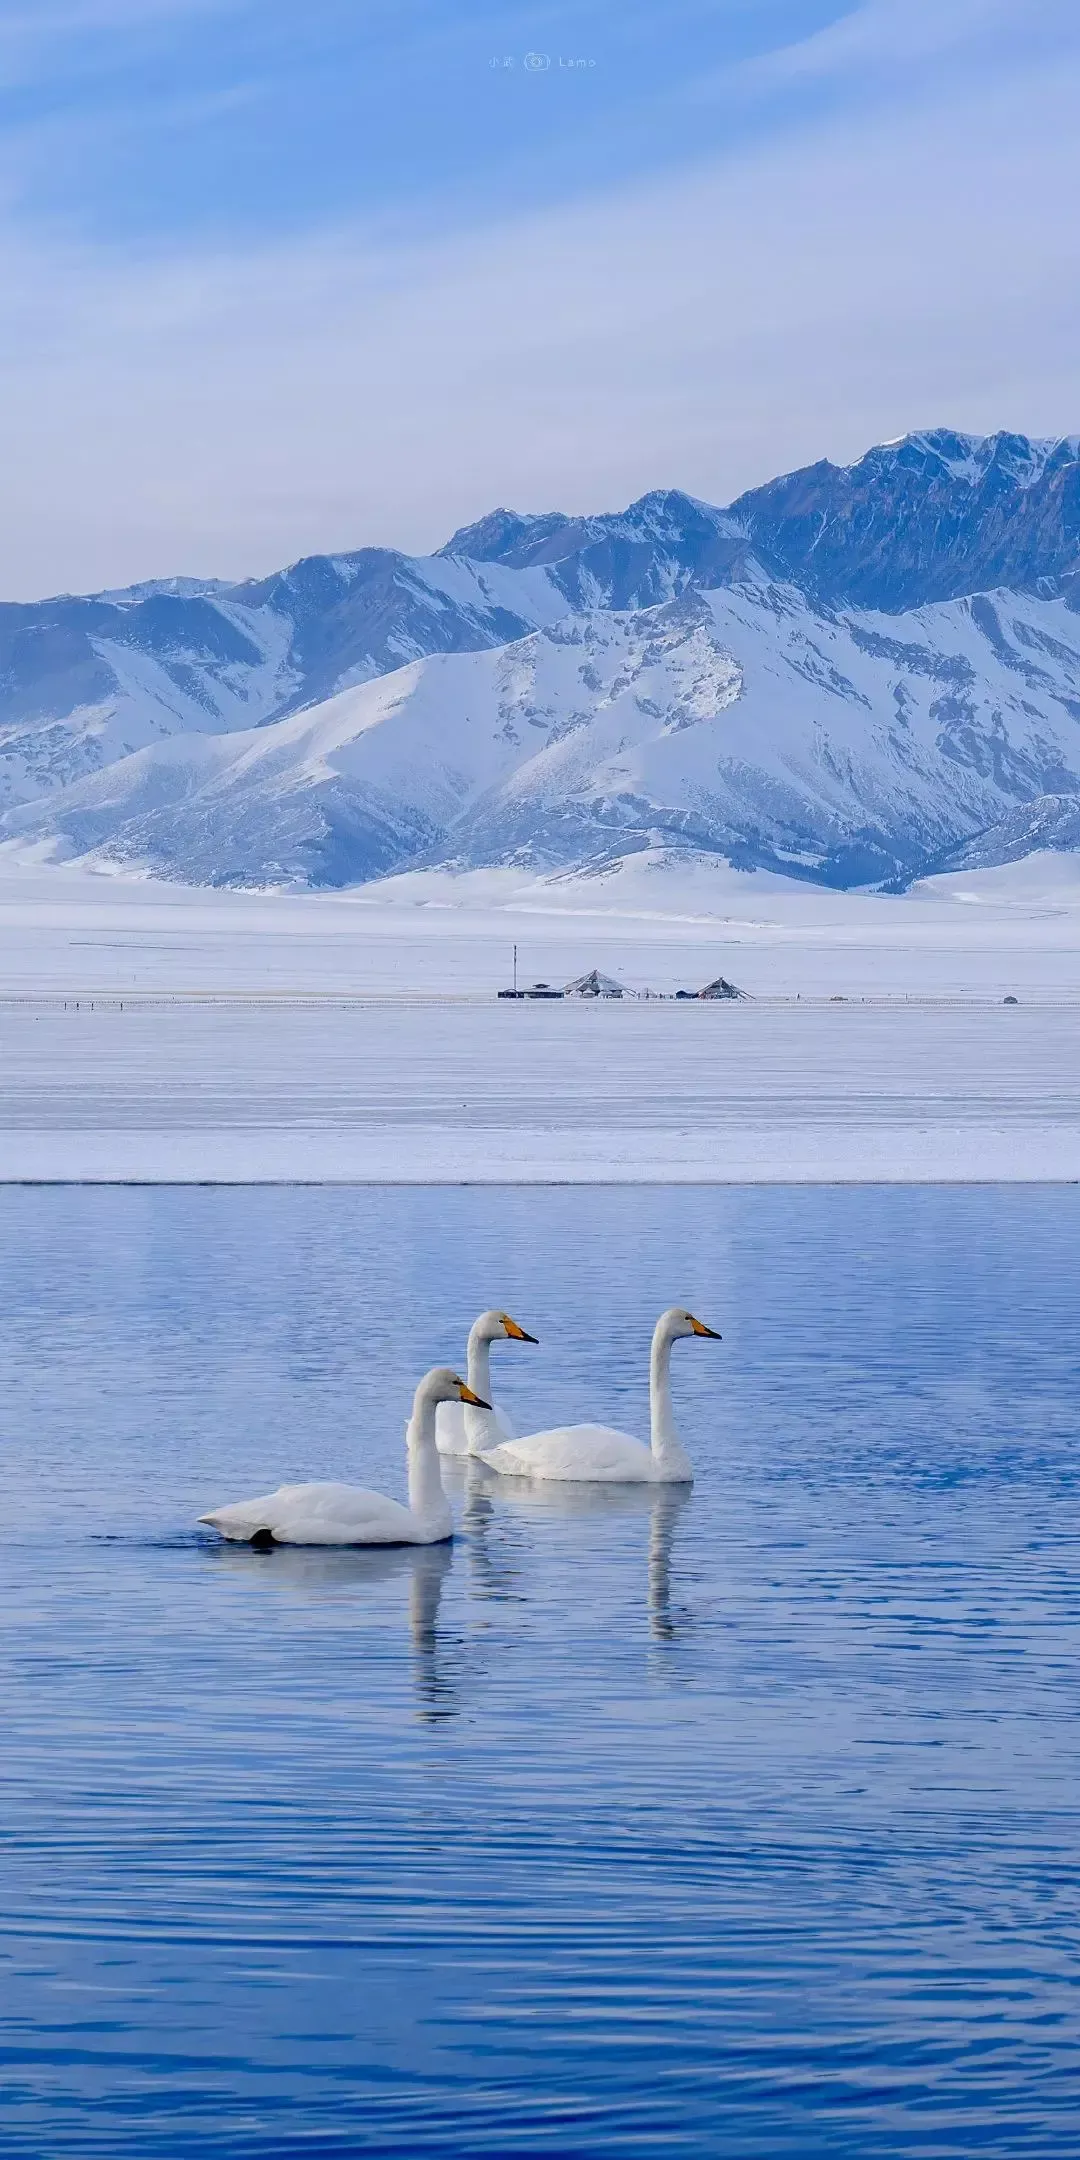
[502, 1315, 539, 1343]
[689, 1315, 722, 1339]
[458, 1382, 493, 1409]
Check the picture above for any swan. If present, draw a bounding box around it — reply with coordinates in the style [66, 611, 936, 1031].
[478, 1308, 720, 1484]
[436, 1309, 538, 1457]
[198, 1367, 489, 1546]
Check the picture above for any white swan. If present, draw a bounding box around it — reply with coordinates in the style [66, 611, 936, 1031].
[436, 1309, 538, 1457]
[478, 1308, 720, 1484]
[198, 1367, 488, 1546]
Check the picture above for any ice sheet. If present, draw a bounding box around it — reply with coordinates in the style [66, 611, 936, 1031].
[0, 1001, 1076, 1185]
[0, 858, 1076, 1183]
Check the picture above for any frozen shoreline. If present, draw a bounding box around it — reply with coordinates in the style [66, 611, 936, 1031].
[0, 855, 1077, 1184]
[1, 999, 1076, 1185]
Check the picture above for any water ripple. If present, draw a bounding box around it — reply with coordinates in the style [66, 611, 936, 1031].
[1, 1185, 1079, 2155]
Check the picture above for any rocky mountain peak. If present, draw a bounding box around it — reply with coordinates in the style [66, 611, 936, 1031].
[728, 428, 1080, 610]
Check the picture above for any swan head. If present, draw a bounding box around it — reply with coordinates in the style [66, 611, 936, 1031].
[473, 1309, 539, 1344]
[418, 1365, 492, 1411]
[661, 1307, 722, 1342]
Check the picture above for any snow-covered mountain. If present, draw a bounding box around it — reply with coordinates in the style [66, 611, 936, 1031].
[0, 553, 565, 814]
[727, 429, 1080, 608]
[3, 428, 1080, 888]
[936, 793, 1080, 872]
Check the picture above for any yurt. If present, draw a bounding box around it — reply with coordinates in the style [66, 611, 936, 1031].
[563, 969, 625, 999]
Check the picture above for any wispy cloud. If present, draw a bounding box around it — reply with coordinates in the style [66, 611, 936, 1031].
[0, 0, 254, 109]
[0, 0, 242, 32]
[0, 1, 1076, 595]
[744, 0, 1044, 77]
[695, 0, 1080, 132]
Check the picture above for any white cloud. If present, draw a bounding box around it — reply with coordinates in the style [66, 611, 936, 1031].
[0, 37, 1077, 595]
[0, 0, 240, 30]
[0, 0, 249, 90]
[739, 0, 1050, 80]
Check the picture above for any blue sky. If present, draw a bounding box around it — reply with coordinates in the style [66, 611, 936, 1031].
[0, 0, 1078, 594]
[3, 2, 859, 244]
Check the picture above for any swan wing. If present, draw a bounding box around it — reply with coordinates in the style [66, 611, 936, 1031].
[199, 1479, 425, 1546]
[435, 1401, 469, 1456]
[198, 1484, 293, 1539]
[480, 1424, 655, 1484]
[436, 1399, 516, 1458]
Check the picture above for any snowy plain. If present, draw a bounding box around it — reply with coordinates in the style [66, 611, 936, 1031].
[0, 851, 1077, 1183]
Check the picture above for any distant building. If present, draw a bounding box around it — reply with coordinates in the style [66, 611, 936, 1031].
[564, 969, 624, 999]
[697, 975, 748, 1000]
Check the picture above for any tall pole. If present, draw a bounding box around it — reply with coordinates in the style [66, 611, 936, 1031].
[513, 942, 518, 994]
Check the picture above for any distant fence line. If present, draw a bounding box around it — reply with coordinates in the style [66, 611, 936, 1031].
[0, 993, 1068, 1014]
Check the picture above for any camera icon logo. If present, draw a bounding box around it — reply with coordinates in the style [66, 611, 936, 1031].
[523, 51, 550, 71]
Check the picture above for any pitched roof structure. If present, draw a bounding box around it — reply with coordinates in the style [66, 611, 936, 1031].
[564, 969, 625, 998]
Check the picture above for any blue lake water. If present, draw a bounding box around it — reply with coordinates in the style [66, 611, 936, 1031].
[2, 1184, 1080, 2157]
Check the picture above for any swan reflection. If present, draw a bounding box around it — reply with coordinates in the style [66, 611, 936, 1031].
[204, 1537, 456, 1718]
[457, 1464, 691, 1638]
[443, 1460, 530, 1602]
[404, 1543, 456, 1720]
[647, 1485, 691, 1641]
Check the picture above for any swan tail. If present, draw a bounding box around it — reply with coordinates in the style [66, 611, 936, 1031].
[198, 1502, 273, 1541]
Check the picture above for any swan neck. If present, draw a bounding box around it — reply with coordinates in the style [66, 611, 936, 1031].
[649, 1320, 691, 1479]
[465, 1327, 495, 1455]
[407, 1390, 452, 1533]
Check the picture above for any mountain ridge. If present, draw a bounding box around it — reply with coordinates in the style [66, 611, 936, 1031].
[2, 428, 1080, 890]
